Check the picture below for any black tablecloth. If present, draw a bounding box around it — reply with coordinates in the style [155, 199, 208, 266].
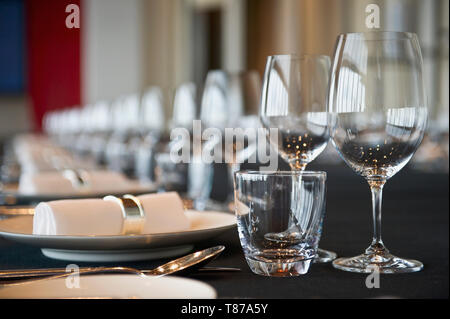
[0, 164, 448, 299]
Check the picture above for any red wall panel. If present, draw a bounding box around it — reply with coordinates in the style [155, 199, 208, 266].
[26, 0, 81, 130]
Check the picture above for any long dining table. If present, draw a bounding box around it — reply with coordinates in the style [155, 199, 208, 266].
[0, 163, 448, 299]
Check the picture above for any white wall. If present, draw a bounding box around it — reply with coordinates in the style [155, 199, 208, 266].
[82, 0, 144, 104]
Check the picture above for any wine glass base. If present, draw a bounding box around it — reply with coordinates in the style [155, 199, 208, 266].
[314, 248, 337, 263]
[332, 253, 423, 274]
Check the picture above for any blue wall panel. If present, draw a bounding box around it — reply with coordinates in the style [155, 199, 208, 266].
[0, 0, 25, 93]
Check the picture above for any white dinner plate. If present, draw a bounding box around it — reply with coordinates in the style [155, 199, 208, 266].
[0, 274, 217, 299]
[0, 210, 236, 262]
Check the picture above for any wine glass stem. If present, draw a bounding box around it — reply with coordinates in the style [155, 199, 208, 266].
[227, 162, 240, 200]
[368, 181, 387, 254]
[289, 161, 307, 171]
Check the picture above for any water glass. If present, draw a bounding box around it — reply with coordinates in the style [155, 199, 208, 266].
[233, 171, 327, 277]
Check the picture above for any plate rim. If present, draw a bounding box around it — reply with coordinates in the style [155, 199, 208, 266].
[0, 274, 218, 299]
[0, 210, 236, 240]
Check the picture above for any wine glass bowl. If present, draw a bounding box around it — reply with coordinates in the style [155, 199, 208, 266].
[332, 108, 427, 182]
[260, 55, 331, 171]
[328, 31, 428, 273]
[266, 115, 329, 171]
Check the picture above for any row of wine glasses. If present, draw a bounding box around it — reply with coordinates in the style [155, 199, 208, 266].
[42, 70, 263, 203]
[259, 31, 427, 273]
[43, 87, 168, 181]
[43, 87, 165, 159]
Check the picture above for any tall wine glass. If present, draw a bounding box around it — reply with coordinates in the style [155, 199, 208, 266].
[201, 70, 261, 202]
[328, 32, 428, 273]
[260, 54, 336, 263]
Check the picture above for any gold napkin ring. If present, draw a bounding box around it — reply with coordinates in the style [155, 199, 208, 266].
[103, 194, 145, 235]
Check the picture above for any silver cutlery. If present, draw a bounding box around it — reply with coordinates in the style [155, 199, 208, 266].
[0, 245, 239, 286]
[0, 266, 240, 280]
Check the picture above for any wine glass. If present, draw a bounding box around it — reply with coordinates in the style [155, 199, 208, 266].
[74, 105, 96, 156]
[104, 96, 128, 172]
[328, 31, 428, 273]
[87, 101, 113, 164]
[140, 87, 165, 138]
[200, 70, 230, 131]
[201, 70, 262, 202]
[134, 87, 165, 183]
[171, 82, 197, 131]
[260, 54, 336, 263]
[170, 82, 212, 209]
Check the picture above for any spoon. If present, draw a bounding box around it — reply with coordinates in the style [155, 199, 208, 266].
[0, 245, 230, 286]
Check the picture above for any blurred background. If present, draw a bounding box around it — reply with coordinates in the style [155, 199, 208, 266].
[0, 0, 448, 196]
[0, 0, 447, 129]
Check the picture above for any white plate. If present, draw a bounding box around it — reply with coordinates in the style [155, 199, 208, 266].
[0, 274, 217, 299]
[0, 210, 236, 262]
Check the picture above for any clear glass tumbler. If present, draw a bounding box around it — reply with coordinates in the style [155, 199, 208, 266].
[233, 171, 327, 276]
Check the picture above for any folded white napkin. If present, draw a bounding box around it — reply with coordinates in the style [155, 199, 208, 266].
[19, 172, 77, 195]
[33, 192, 191, 235]
[13, 135, 72, 173]
[13, 134, 98, 174]
[18, 170, 136, 195]
[84, 171, 137, 193]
